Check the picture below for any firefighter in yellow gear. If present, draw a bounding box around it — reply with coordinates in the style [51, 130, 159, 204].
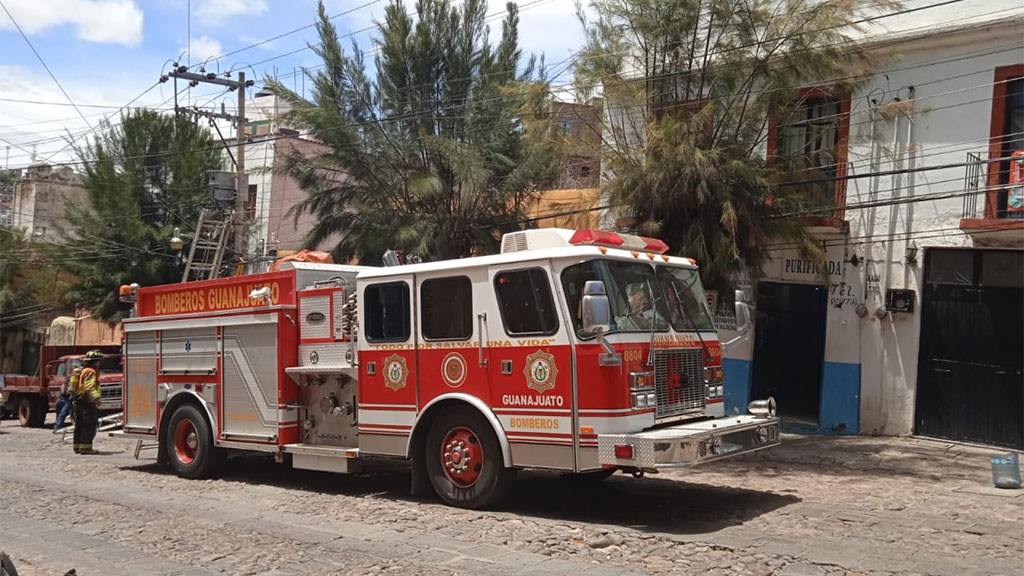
[73, 350, 103, 454]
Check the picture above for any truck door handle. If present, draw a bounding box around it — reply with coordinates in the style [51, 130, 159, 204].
[477, 313, 488, 368]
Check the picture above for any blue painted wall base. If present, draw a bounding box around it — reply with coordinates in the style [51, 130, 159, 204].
[723, 358, 751, 417]
[722, 358, 860, 435]
[819, 361, 861, 434]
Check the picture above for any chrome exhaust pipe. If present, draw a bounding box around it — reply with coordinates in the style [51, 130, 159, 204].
[748, 397, 777, 418]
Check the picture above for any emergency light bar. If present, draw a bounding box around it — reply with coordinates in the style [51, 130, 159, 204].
[499, 228, 672, 256]
[568, 229, 669, 254]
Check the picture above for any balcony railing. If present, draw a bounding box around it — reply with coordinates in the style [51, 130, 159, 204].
[961, 152, 986, 220]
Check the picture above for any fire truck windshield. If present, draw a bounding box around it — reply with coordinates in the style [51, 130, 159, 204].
[655, 266, 716, 332]
[562, 259, 715, 337]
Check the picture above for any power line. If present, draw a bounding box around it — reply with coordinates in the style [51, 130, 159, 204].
[195, 0, 386, 71]
[3, 70, 1012, 172]
[1, 3, 1016, 181]
[0, 0, 92, 131]
[246, 0, 558, 82]
[5, 1, 1014, 167]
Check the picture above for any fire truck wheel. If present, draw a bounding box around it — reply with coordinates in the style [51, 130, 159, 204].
[425, 407, 515, 509]
[1, 550, 20, 576]
[17, 396, 45, 428]
[166, 404, 224, 479]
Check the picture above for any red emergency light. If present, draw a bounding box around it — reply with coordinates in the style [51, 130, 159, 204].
[568, 229, 669, 254]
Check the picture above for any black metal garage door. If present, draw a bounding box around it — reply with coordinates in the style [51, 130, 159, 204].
[915, 249, 1023, 449]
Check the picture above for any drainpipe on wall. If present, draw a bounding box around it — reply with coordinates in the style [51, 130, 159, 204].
[880, 108, 903, 318]
[860, 105, 884, 434]
[904, 88, 917, 291]
[877, 104, 905, 434]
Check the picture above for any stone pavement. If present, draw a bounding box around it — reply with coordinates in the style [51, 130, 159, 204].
[0, 417, 1021, 576]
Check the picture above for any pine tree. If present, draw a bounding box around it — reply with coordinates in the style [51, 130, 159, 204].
[267, 0, 560, 263]
[64, 110, 222, 321]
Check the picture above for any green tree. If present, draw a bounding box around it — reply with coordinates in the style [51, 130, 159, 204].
[267, 0, 560, 263]
[64, 109, 222, 321]
[0, 229, 66, 323]
[575, 0, 896, 294]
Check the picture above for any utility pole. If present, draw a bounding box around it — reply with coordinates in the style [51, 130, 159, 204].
[235, 72, 246, 258]
[160, 66, 253, 259]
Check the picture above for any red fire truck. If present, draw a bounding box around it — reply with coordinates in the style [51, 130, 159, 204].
[115, 228, 779, 509]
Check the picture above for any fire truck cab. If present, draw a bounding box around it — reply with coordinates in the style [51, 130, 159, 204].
[117, 228, 779, 509]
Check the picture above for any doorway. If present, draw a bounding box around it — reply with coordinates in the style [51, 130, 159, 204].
[751, 282, 827, 423]
[915, 249, 1023, 449]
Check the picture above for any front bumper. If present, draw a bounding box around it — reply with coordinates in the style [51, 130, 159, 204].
[597, 414, 780, 469]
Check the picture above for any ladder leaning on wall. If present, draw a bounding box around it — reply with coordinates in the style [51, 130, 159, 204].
[181, 208, 233, 282]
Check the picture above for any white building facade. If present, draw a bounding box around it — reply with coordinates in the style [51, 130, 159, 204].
[606, 3, 1024, 448]
[218, 90, 326, 266]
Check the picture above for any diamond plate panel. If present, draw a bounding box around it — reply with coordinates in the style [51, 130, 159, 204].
[653, 348, 705, 419]
[300, 295, 331, 339]
[299, 343, 351, 367]
[598, 434, 658, 469]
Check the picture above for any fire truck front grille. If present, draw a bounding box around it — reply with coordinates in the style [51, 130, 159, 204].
[653, 348, 705, 420]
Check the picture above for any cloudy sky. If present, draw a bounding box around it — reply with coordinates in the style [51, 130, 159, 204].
[0, 0, 589, 169]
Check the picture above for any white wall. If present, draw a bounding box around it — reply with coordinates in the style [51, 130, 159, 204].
[678, 15, 1023, 436]
[844, 20, 1023, 435]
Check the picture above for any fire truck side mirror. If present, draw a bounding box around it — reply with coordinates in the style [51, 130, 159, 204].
[582, 281, 611, 334]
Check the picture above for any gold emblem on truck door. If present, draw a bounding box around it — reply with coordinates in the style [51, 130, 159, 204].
[383, 354, 408, 391]
[524, 350, 557, 394]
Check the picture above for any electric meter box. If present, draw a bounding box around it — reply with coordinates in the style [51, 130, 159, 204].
[885, 289, 915, 314]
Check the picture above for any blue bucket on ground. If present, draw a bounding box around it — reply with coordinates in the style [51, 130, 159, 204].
[991, 453, 1021, 489]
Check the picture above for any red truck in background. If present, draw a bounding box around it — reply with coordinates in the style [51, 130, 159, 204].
[0, 345, 122, 427]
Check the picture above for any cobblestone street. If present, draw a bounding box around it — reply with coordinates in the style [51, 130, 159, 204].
[0, 419, 1020, 576]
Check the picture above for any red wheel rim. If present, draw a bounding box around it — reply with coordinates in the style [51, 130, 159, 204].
[18, 402, 29, 424]
[174, 419, 199, 464]
[440, 426, 483, 487]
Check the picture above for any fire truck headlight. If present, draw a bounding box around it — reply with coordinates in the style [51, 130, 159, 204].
[646, 392, 656, 406]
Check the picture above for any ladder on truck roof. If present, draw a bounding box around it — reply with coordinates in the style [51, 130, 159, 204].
[181, 208, 232, 282]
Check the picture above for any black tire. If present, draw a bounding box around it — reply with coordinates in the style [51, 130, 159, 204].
[36, 397, 50, 426]
[425, 406, 515, 509]
[165, 404, 224, 479]
[1, 550, 20, 576]
[17, 396, 45, 428]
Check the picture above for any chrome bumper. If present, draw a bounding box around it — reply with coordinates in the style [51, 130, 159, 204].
[597, 414, 780, 469]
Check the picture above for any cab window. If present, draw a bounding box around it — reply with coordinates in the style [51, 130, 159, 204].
[562, 259, 670, 338]
[494, 269, 559, 336]
[365, 282, 411, 342]
[55, 362, 67, 377]
[421, 276, 473, 341]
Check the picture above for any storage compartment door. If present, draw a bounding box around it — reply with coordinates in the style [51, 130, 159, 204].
[124, 331, 158, 433]
[222, 323, 280, 441]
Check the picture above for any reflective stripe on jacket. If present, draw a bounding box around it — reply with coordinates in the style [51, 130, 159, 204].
[78, 366, 101, 404]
